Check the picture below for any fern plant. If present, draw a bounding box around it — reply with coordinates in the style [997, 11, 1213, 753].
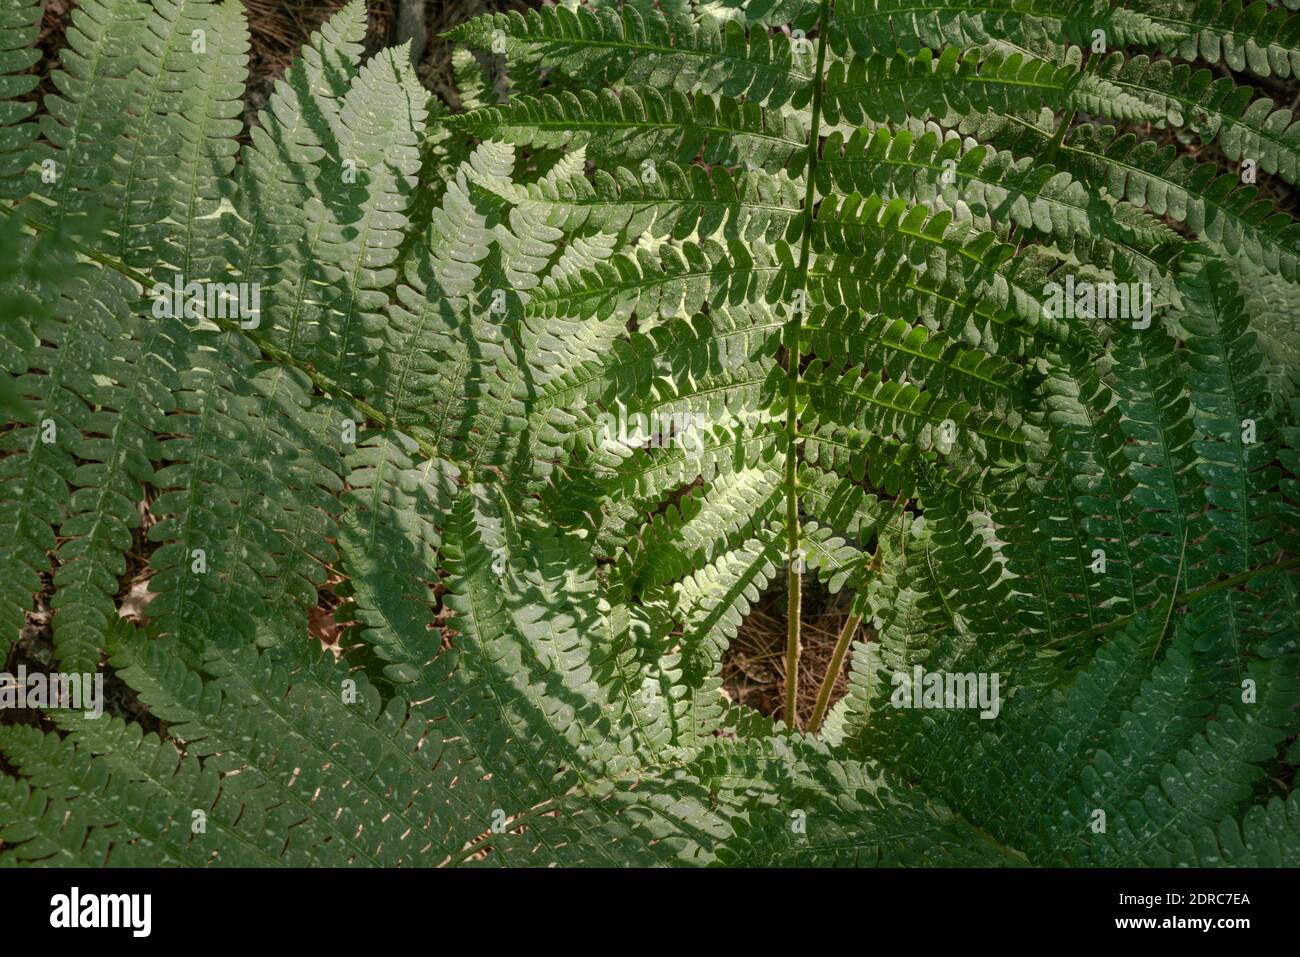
[0, 0, 1297, 866]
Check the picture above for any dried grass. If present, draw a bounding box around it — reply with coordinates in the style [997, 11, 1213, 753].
[719, 580, 866, 728]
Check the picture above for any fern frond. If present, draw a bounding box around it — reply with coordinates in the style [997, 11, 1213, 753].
[830, 0, 1184, 59]
[1096, 53, 1300, 187]
[446, 88, 808, 173]
[0, 0, 41, 198]
[1001, 118, 1300, 280]
[1142, 0, 1300, 81]
[111, 0, 248, 276]
[445, 5, 818, 110]
[477, 157, 803, 245]
[822, 47, 1163, 127]
[30, 0, 149, 231]
[1177, 258, 1293, 667]
[818, 125, 1185, 279]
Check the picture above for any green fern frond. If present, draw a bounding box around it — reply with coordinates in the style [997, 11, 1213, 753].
[1140, 0, 1300, 81]
[0, 0, 41, 199]
[821, 46, 1164, 127]
[447, 88, 809, 173]
[1, 0, 1295, 872]
[445, 4, 819, 111]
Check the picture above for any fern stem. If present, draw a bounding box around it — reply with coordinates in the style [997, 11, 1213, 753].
[807, 613, 858, 734]
[783, 0, 832, 729]
[1039, 53, 1092, 171]
[1040, 107, 1075, 170]
[807, 493, 903, 733]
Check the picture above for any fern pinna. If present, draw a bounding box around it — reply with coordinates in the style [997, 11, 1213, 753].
[0, 0, 1296, 867]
